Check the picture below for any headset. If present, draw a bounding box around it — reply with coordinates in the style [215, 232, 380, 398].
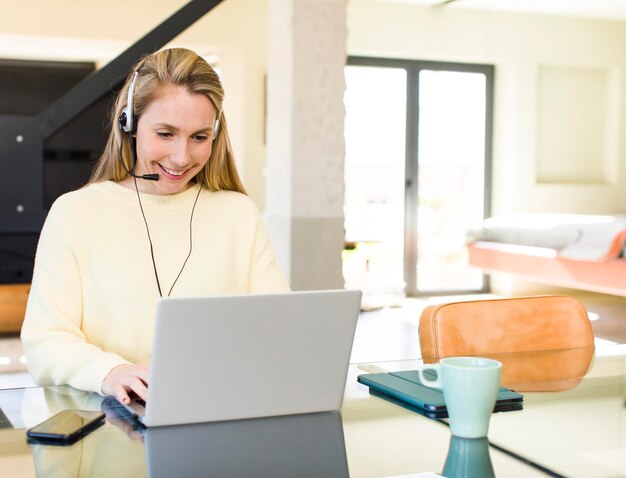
[117, 71, 159, 181]
[117, 70, 221, 181]
[116, 68, 210, 297]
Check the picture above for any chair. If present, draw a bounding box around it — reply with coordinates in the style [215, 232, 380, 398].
[0, 284, 29, 333]
[418, 295, 595, 391]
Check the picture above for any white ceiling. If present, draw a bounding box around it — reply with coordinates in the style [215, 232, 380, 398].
[378, 0, 626, 20]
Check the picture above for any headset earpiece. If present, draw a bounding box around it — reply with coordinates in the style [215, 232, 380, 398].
[213, 118, 220, 140]
[120, 71, 140, 133]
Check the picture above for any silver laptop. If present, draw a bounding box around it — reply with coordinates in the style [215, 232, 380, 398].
[125, 289, 361, 427]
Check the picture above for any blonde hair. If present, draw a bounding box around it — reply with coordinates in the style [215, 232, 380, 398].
[88, 48, 246, 194]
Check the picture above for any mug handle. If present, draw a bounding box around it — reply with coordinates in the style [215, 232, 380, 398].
[418, 364, 442, 389]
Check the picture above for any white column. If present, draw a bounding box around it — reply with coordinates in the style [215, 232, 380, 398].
[265, 0, 347, 291]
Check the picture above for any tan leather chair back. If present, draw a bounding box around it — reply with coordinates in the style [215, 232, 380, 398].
[418, 295, 595, 391]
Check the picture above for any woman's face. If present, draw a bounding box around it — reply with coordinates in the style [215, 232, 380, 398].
[132, 84, 218, 195]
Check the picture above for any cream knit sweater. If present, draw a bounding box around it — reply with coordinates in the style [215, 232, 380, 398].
[21, 181, 289, 394]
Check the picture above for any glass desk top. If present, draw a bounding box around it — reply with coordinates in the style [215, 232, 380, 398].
[0, 346, 624, 478]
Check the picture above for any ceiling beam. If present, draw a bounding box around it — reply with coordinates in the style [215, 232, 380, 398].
[39, 0, 223, 139]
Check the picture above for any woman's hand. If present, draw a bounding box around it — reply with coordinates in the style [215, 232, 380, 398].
[101, 364, 149, 405]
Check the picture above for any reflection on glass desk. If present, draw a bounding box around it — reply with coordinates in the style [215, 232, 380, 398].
[144, 409, 348, 477]
[0, 345, 625, 477]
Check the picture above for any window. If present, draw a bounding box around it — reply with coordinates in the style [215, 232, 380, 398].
[344, 58, 494, 296]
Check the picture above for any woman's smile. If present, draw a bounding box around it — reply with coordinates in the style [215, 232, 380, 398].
[157, 163, 189, 179]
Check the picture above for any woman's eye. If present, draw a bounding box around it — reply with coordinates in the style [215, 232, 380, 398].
[156, 131, 172, 138]
[193, 135, 209, 142]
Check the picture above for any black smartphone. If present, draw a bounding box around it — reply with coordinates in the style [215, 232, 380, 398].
[26, 410, 105, 444]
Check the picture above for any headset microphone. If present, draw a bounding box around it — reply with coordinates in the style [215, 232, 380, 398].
[118, 158, 160, 181]
[118, 70, 159, 181]
[132, 171, 159, 181]
[117, 116, 160, 181]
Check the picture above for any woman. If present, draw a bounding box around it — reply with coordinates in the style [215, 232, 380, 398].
[21, 48, 289, 406]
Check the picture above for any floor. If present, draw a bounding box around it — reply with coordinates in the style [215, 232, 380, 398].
[1, 291, 624, 390]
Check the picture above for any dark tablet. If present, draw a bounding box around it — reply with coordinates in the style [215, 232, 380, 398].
[357, 369, 523, 418]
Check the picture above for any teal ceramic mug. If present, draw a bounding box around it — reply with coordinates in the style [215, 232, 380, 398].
[418, 357, 502, 438]
[442, 435, 495, 478]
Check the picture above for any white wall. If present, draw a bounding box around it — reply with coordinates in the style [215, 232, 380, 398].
[347, 0, 626, 215]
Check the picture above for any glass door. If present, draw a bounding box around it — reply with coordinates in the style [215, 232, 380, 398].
[343, 59, 493, 298]
[343, 64, 407, 299]
[412, 68, 491, 293]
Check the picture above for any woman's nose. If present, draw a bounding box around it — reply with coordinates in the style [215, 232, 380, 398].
[170, 140, 191, 166]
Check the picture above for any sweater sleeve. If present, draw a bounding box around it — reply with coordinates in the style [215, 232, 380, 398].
[21, 197, 130, 394]
[247, 212, 290, 294]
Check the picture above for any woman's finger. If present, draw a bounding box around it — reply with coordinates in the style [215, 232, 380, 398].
[116, 384, 131, 405]
[126, 376, 148, 402]
[135, 367, 149, 386]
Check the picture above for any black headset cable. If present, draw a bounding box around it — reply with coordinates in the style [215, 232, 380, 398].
[128, 132, 202, 297]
